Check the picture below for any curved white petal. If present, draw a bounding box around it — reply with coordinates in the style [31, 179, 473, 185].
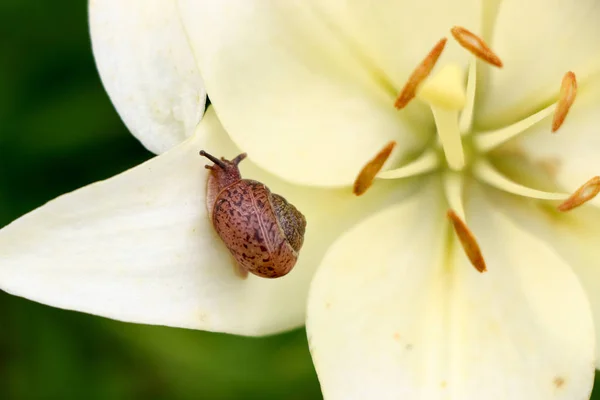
[477, 0, 600, 127]
[504, 77, 600, 203]
[90, 0, 206, 154]
[484, 187, 600, 367]
[313, 0, 479, 90]
[307, 182, 594, 400]
[178, 0, 477, 186]
[0, 108, 413, 335]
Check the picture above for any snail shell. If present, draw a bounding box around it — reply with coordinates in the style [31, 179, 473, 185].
[200, 150, 306, 279]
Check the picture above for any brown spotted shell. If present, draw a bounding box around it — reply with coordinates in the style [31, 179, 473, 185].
[201, 151, 306, 278]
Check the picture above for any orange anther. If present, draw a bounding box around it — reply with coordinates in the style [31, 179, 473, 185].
[353, 141, 396, 196]
[451, 26, 503, 68]
[557, 176, 600, 211]
[447, 210, 487, 273]
[552, 71, 577, 133]
[394, 38, 447, 109]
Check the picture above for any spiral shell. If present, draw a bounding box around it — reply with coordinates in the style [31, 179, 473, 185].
[200, 150, 306, 278]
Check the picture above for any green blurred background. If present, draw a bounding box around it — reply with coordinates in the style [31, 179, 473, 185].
[0, 1, 321, 399]
[1, 1, 599, 400]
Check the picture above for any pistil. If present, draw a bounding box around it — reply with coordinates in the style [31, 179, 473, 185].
[417, 65, 467, 171]
[430, 107, 464, 170]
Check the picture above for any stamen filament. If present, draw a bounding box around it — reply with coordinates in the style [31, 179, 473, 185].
[474, 104, 555, 152]
[353, 141, 396, 196]
[447, 210, 487, 273]
[451, 26, 503, 68]
[431, 106, 465, 170]
[395, 38, 447, 109]
[552, 71, 577, 132]
[443, 173, 485, 273]
[459, 57, 477, 135]
[473, 160, 567, 200]
[377, 150, 439, 179]
[558, 177, 600, 211]
[443, 171, 466, 220]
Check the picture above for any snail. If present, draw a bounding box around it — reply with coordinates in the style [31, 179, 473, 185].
[200, 150, 307, 279]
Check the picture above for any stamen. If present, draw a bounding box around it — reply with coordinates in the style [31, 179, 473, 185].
[473, 160, 566, 200]
[459, 57, 477, 135]
[447, 210, 487, 273]
[451, 26, 503, 68]
[394, 38, 447, 109]
[474, 104, 555, 152]
[558, 177, 600, 211]
[377, 150, 439, 179]
[443, 171, 466, 220]
[353, 141, 396, 196]
[552, 71, 577, 133]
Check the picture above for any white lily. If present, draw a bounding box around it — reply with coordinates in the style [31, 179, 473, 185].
[1, 0, 600, 399]
[179, 0, 600, 399]
[0, 0, 402, 335]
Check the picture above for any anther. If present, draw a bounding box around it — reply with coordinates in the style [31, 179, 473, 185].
[552, 71, 577, 133]
[353, 141, 396, 196]
[447, 210, 487, 273]
[450, 26, 503, 68]
[394, 38, 447, 109]
[557, 176, 600, 212]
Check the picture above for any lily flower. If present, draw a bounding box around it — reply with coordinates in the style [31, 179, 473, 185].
[1, 1, 600, 399]
[178, 0, 600, 399]
[0, 1, 399, 335]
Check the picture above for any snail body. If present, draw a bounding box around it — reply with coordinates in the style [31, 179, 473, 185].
[200, 150, 306, 279]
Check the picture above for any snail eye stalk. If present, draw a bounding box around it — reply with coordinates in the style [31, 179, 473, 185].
[199, 150, 227, 169]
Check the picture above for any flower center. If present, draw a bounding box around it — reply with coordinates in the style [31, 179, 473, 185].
[352, 26, 600, 272]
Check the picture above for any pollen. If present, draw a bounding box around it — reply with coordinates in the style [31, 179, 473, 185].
[447, 210, 487, 273]
[552, 71, 577, 132]
[557, 176, 600, 212]
[353, 141, 396, 196]
[450, 26, 503, 68]
[395, 38, 447, 109]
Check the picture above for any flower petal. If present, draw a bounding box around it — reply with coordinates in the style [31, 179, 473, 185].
[0, 108, 411, 335]
[178, 0, 478, 186]
[313, 1, 479, 90]
[477, 0, 600, 127]
[89, 0, 206, 154]
[484, 187, 600, 367]
[307, 182, 594, 399]
[503, 77, 600, 202]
